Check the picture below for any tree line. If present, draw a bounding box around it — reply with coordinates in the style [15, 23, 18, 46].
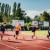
[0, 2, 50, 24]
[34, 11, 50, 21]
[0, 2, 32, 23]
[0, 3, 11, 22]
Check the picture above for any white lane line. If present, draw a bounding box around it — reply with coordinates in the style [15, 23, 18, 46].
[22, 42, 50, 50]
[30, 44, 50, 50]
[0, 43, 20, 50]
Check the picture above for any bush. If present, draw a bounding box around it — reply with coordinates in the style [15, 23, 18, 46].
[40, 26, 49, 30]
[6, 25, 28, 31]
[21, 26, 28, 31]
[6, 25, 13, 29]
[25, 22, 32, 30]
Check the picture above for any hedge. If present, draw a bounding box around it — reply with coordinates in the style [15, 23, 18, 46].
[0, 24, 49, 30]
[40, 26, 49, 30]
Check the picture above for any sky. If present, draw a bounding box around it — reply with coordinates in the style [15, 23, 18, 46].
[0, 0, 50, 18]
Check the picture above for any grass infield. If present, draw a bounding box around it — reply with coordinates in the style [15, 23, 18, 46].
[21, 30, 48, 36]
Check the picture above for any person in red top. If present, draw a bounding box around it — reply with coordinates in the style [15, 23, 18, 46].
[14, 24, 21, 39]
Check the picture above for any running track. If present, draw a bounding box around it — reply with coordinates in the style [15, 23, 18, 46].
[0, 31, 50, 50]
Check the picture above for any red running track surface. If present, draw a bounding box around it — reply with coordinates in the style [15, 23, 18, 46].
[0, 31, 50, 50]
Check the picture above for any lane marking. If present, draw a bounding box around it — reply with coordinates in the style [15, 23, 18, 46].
[30, 44, 50, 50]
[0, 43, 20, 50]
[22, 42, 50, 50]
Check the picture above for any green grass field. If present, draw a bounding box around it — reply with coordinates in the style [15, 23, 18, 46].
[21, 30, 48, 36]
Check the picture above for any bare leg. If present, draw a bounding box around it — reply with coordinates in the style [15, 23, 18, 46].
[14, 35, 15, 37]
[32, 32, 35, 39]
[16, 35, 18, 39]
[47, 35, 49, 39]
[1, 32, 4, 40]
[14, 31, 19, 39]
[0, 34, 2, 40]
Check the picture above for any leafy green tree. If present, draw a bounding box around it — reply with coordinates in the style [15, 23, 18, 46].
[12, 2, 17, 17]
[0, 3, 1, 14]
[1, 3, 5, 16]
[16, 3, 22, 18]
[26, 16, 32, 23]
[0, 3, 3, 22]
[16, 3, 26, 20]
[39, 14, 44, 21]
[43, 11, 50, 21]
[0, 15, 3, 22]
[34, 15, 40, 21]
[1, 3, 11, 23]
[0, 2, 27, 23]
[5, 4, 9, 17]
[9, 6, 11, 16]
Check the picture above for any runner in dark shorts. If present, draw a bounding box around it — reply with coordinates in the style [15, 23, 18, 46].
[47, 27, 50, 39]
[0, 23, 6, 40]
[15, 31, 19, 35]
[31, 25, 36, 39]
[14, 24, 21, 39]
[31, 25, 39, 39]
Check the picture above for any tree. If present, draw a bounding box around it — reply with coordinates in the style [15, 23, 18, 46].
[0, 3, 3, 22]
[0, 3, 1, 14]
[12, 2, 26, 20]
[16, 3, 26, 20]
[16, 3, 22, 17]
[0, 2, 27, 23]
[1, 3, 5, 16]
[42, 11, 50, 21]
[39, 14, 44, 21]
[26, 16, 32, 23]
[9, 6, 11, 16]
[5, 4, 9, 17]
[12, 2, 17, 17]
[1, 3, 11, 23]
[34, 15, 40, 21]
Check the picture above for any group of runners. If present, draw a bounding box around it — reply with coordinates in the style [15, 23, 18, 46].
[0, 23, 50, 40]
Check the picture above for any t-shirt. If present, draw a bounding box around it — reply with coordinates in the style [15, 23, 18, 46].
[15, 26, 21, 31]
[1, 25, 7, 31]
